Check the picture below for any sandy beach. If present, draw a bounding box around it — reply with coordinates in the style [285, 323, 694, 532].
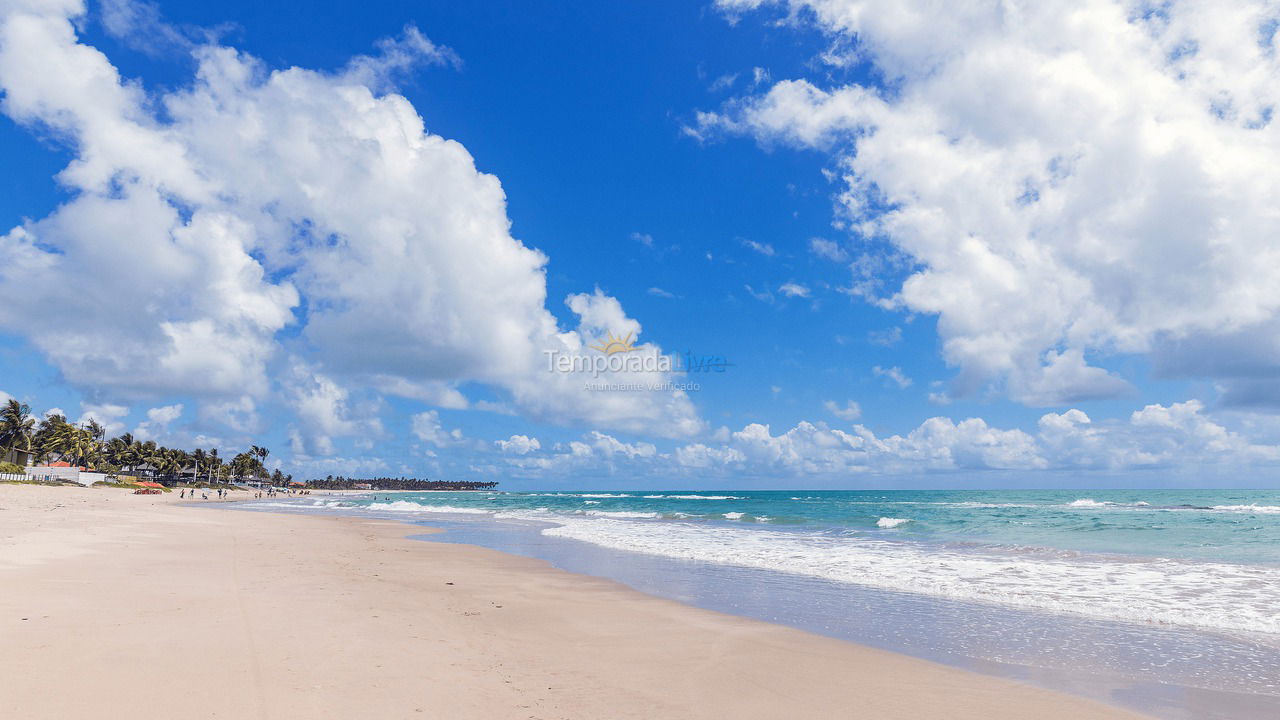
[0, 484, 1146, 719]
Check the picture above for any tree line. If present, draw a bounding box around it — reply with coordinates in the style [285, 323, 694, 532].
[307, 475, 498, 491]
[1, 398, 284, 485]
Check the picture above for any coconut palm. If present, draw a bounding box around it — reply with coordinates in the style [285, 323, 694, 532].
[32, 413, 67, 462]
[104, 436, 134, 470]
[0, 399, 35, 465]
[84, 419, 106, 444]
[191, 448, 207, 482]
[230, 452, 256, 481]
[206, 448, 222, 484]
[50, 424, 98, 467]
[249, 445, 270, 478]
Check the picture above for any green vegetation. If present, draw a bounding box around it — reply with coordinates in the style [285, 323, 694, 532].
[1, 398, 36, 467]
[308, 475, 498, 491]
[0, 397, 288, 485]
[0, 460, 24, 474]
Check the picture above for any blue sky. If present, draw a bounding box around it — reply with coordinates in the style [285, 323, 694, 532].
[2, 0, 1280, 488]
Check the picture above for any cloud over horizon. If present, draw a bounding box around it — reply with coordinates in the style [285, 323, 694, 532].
[704, 0, 1280, 407]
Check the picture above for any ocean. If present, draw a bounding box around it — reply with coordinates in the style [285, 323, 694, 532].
[240, 488, 1280, 718]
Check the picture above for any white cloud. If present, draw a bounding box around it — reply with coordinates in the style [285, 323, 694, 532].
[809, 237, 848, 261]
[200, 395, 257, 434]
[709, 72, 739, 92]
[630, 231, 655, 247]
[288, 454, 391, 478]
[873, 365, 912, 389]
[647, 287, 677, 299]
[675, 442, 746, 468]
[284, 360, 381, 456]
[497, 430, 659, 476]
[744, 284, 774, 302]
[667, 399, 1280, 476]
[0, 2, 700, 440]
[779, 282, 811, 298]
[495, 434, 541, 455]
[132, 403, 183, 441]
[339, 24, 460, 91]
[706, 0, 1280, 406]
[79, 402, 129, 437]
[823, 399, 862, 420]
[741, 238, 776, 256]
[410, 410, 463, 447]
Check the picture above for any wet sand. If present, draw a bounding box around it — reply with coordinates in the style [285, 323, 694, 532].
[0, 484, 1147, 719]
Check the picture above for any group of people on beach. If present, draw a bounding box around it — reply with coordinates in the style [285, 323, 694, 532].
[175, 486, 314, 500]
[179, 487, 229, 500]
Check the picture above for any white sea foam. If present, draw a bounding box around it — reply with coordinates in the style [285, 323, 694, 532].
[722, 512, 745, 520]
[534, 515, 1280, 636]
[1212, 504, 1280, 514]
[643, 494, 744, 500]
[876, 517, 911, 528]
[583, 500, 600, 505]
[943, 501, 1038, 509]
[1067, 498, 1114, 507]
[524, 493, 633, 498]
[366, 501, 493, 515]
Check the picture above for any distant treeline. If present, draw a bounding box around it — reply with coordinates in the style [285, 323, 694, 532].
[307, 475, 498, 491]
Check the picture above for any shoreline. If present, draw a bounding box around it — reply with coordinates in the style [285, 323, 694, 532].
[1, 484, 1147, 719]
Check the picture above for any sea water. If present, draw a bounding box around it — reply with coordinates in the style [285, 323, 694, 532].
[239, 489, 1280, 718]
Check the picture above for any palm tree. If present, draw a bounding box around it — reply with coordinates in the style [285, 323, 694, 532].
[206, 448, 221, 484]
[172, 449, 191, 481]
[249, 445, 270, 479]
[191, 448, 207, 484]
[104, 436, 134, 470]
[50, 424, 98, 467]
[0, 399, 35, 466]
[84, 418, 106, 444]
[230, 452, 256, 481]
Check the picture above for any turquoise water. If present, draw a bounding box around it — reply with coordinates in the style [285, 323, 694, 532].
[352, 488, 1280, 563]
[265, 488, 1280, 639]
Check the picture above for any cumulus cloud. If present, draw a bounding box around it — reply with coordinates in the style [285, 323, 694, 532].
[666, 399, 1280, 476]
[410, 410, 464, 447]
[478, 399, 1280, 480]
[494, 430, 659, 476]
[284, 360, 381, 456]
[0, 1, 700, 443]
[79, 402, 129, 437]
[704, 0, 1280, 406]
[132, 403, 183, 441]
[495, 434, 541, 455]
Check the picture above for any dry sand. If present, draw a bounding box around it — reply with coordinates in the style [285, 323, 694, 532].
[0, 484, 1148, 719]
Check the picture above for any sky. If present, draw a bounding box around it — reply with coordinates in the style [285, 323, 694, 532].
[2, 0, 1280, 489]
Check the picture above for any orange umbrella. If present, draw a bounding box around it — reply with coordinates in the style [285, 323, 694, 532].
[137, 481, 164, 488]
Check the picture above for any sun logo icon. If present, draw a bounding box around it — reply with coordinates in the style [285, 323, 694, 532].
[590, 330, 637, 355]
